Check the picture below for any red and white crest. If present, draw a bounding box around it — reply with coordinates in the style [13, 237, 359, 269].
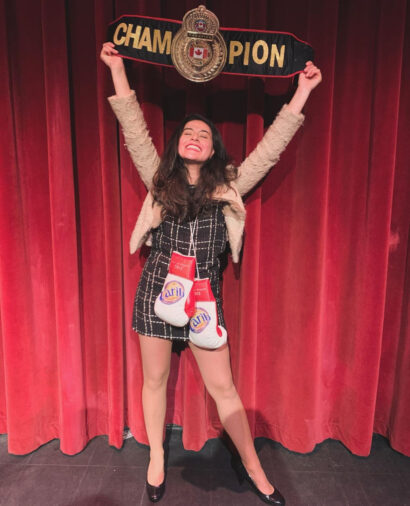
[194, 19, 206, 32]
[189, 46, 208, 60]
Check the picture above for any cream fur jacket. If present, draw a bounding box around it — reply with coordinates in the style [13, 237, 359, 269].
[108, 91, 304, 262]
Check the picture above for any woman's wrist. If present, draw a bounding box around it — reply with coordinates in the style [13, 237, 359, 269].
[111, 64, 132, 97]
[286, 61, 321, 114]
[286, 86, 311, 115]
[110, 62, 125, 76]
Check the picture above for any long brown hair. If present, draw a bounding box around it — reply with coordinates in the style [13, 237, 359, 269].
[152, 114, 236, 221]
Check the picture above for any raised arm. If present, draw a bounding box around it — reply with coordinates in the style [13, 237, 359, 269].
[235, 62, 322, 196]
[100, 42, 160, 189]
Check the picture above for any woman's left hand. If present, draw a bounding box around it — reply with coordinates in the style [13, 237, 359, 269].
[298, 61, 322, 92]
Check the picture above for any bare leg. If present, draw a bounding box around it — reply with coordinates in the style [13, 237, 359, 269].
[139, 334, 172, 486]
[189, 342, 274, 495]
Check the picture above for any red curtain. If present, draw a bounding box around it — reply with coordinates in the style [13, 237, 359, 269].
[0, 0, 409, 457]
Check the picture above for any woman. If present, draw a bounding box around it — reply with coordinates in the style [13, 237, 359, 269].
[101, 41, 321, 504]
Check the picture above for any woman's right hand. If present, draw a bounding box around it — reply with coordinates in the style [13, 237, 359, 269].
[100, 42, 124, 72]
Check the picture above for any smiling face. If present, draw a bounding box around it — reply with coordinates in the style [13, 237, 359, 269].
[177, 120, 214, 165]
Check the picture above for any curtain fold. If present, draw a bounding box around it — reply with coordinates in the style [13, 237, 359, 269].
[0, 0, 409, 457]
[374, 0, 410, 455]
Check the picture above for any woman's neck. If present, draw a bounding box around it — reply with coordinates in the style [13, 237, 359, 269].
[186, 162, 201, 184]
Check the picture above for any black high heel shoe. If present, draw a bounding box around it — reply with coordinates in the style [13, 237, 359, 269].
[231, 456, 286, 505]
[146, 476, 165, 503]
[146, 445, 169, 503]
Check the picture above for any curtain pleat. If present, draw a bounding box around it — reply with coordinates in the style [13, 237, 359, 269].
[374, 0, 410, 455]
[41, 0, 86, 454]
[0, 0, 409, 457]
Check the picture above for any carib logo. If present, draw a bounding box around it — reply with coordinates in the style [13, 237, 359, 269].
[159, 280, 185, 305]
[189, 307, 211, 333]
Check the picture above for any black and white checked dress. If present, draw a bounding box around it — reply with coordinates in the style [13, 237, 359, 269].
[132, 199, 228, 340]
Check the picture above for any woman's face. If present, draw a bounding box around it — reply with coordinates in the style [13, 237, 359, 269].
[177, 120, 214, 165]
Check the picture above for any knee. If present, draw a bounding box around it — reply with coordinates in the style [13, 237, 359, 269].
[143, 368, 170, 392]
[207, 380, 238, 403]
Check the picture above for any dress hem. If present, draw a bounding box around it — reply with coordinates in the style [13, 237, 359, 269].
[132, 327, 190, 342]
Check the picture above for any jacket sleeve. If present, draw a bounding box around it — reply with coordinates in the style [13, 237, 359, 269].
[235, 104, 305, 197]
[108, 90, 160, 190]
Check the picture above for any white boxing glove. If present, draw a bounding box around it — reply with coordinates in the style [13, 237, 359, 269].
[189, 278, 227, 349]
[154, 252, 196, 326]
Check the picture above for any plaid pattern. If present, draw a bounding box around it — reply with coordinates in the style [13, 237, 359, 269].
[132, 202, 228, 340]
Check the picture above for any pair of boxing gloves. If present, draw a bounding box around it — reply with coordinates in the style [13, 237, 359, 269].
[154, 252, 227, 349]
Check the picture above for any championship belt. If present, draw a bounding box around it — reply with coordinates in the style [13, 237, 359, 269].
[107, 9, 314, 81]
[171, 5, 227, 83]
